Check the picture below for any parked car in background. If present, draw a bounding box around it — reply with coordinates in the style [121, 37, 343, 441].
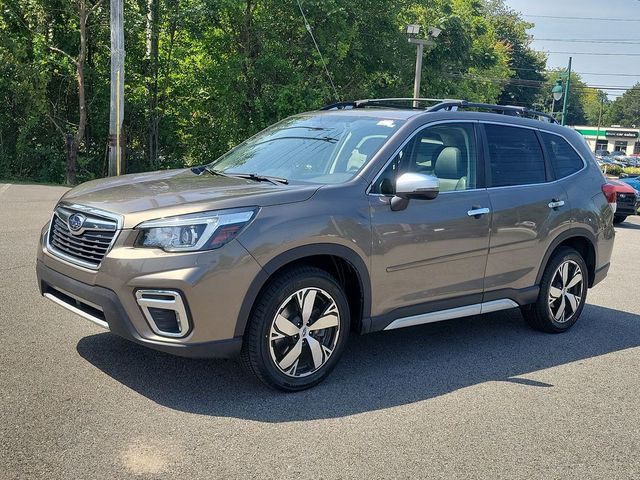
[599, 154, 625, 167]
[595, 149, 610, 159]
[607, 179, 640, 224]
[619, 177, 640, 190]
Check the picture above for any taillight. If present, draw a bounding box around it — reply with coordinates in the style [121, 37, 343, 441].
[601, 184, 617, 213]
[601, 184, 616, 203]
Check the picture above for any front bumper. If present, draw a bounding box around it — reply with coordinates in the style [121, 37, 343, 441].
[37, 221, 264, 358]
[37, 261, 242, 358]
[615, 195, 640, 216]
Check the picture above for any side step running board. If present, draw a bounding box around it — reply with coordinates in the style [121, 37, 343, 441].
[383, 299, 519, 331]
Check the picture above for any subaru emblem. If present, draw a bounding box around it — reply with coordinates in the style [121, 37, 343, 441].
[68, 213, 86, 233]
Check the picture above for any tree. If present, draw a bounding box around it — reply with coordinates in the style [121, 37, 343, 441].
[48, 0, 104, 184]
[484, 0, 546, 107]
[582, 88, 609, 126]
[0, 0, 562, 183]
[604, 84, 640, 127]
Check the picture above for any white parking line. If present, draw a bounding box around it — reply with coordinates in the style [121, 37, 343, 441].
[0, 184, 11, 196]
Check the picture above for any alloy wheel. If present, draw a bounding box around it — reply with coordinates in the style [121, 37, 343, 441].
[269, 287, 341, 378]
[548, 260, 584, 323]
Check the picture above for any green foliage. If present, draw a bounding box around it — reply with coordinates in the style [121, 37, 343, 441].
[0, 0, 549, 183]
[604, 84, 640, 128]
[602, 164, 623, 177]
[599, 165, 640, 178]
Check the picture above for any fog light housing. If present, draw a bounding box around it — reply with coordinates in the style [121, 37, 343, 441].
[135, 290, 190, 338]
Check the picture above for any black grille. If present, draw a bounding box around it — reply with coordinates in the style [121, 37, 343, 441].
[617, 192, 636, 207]
[148, 307, 180, 333]
[48, 213, 117, 268]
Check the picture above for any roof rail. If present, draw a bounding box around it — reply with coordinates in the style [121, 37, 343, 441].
[426, 100, 558, 124]
[320, 98, 558, 124]
[321, 98, 459, 110]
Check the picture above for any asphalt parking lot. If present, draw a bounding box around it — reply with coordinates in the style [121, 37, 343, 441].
[1, 183, 639, 479]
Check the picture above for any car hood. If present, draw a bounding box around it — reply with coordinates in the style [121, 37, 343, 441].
[59, 168, 321, 228]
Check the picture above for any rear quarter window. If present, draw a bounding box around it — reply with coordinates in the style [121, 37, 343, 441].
[541, 132, 585, 179]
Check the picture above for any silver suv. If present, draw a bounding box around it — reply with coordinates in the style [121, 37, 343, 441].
[36, 99, 615, 391]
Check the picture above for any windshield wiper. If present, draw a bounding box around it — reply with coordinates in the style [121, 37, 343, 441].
[225, 172, 289, 185]
[202, 166, 232, 177]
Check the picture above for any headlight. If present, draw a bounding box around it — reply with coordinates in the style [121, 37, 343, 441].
[134, 208, 257, 252]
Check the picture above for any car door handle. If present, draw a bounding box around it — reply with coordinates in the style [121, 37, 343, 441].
[548, 199, 566, 209]
[467, 207, 490, 217]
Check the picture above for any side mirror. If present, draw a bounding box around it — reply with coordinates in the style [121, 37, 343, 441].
[391, 173, 439, 211]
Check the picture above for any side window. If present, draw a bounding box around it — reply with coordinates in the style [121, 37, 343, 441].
[370, 123, 477, 194]
[485, 124, 546, 187]
[541, 132, 584, 178]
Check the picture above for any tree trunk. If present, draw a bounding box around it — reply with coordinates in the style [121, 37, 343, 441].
[146, 0, 160, 168]
[66, 135, 77, 185]
[69, 0, 89, 185]
[239, 0, 260, 132]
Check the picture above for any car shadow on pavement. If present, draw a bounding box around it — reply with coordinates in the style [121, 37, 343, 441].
[77, 304, 640, 422]
[616, 222, 640, 230]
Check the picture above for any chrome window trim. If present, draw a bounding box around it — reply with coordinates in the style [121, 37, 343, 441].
[366, 119, 480, 196]
[45, 203, 123, 270]
[480, 120, 588, 189]
[383, 299, 518, 331]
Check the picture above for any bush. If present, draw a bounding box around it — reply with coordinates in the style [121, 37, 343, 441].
[622, 167, 640, 177]
[602, 164, 623, 176]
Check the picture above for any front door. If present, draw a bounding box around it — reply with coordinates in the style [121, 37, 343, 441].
[368, 122, 491, 321]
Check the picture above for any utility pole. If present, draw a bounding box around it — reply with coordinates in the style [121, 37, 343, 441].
[109, 0, 125, 176]
[595, 95, 604, 153]
[561, 56, 572, 126]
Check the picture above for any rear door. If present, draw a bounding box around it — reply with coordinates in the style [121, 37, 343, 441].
[481, 122, 572, 298]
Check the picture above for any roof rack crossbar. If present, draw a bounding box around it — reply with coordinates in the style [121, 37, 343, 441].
[426, 100, 558, 124]
[321, 98, 461, 111]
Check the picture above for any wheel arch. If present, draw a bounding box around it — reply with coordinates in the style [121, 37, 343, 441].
[536, 229, 597, 288]
[234, 244, 372, 338]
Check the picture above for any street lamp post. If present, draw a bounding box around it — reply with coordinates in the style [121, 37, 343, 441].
[406, 24, 439, 108]
[561, 57, 572, 126]
[551, 79, 563, 115]
[549, 57, 572, 126]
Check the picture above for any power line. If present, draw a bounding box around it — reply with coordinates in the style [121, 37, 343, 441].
[446, 73, 639, 92]
[295, 0, 340, 101]
[542, 51, 640, 57]
[560, 72, 640, 77]
[508, 66, 640, 78]
[522, 14, 640, 22]
[536, 39, 640, 45]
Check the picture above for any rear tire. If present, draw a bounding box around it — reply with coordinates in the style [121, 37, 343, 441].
[240, 266, 350, 391]
[613, 215, 627, 224]
[521, 247, 588, 333]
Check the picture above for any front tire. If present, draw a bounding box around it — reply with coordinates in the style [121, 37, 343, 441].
[241, 266, 350, 391]
[521, 247, 588, 333]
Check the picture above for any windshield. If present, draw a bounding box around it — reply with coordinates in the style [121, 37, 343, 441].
[208, 113, 405, 184]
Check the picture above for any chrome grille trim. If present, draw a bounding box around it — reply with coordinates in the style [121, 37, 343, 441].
[46, 205, 122, 269]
